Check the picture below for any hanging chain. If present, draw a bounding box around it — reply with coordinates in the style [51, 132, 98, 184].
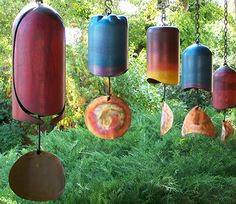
[161, 84, 166, 102]
[195, 88, 200, 107]
[223, 0, 228, 66]
[157, 0, 169, 26]
[104, 0, 113, 16]
[195, 0, 200, 43]
[223, 109, 227, 121]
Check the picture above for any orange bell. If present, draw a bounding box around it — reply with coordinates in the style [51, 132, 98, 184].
[160, 102, 173, 135]
[84, 95, 131, 139]
[182, 106, 216, 137]
[221, 121, 234, 141]
[146, 26, 179, 85]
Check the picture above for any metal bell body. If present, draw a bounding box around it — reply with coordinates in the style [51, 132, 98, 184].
[88, 14, 128, 77]
[182, 43, 212, 92]
[12, 3, 65, 122]
[147, 26, 179, 85]
[213, 65, 236, 110]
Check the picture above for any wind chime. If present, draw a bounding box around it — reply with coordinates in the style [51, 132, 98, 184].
[213, 0, 236, 141]
[181, 0, 216, 137]
[85, 0, 131, 139]
[146, 0, 180, 135]
[9, 0, 65, 201]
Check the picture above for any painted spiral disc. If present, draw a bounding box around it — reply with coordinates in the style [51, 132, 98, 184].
[85, 96, 131, 139]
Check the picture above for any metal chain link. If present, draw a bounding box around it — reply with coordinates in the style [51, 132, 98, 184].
[223, 0, 228, 66]
[104, 0, 113, 15]
[157, 0, 170, 26]
[195, 0, 200, 43]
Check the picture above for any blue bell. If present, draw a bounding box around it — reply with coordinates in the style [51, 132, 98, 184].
[88, 14, 128, 77]
[182, 42, 212, 92]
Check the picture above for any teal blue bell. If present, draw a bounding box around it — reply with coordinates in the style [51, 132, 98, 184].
[88, 14, 128, 77]
[182, 42, 212, 92]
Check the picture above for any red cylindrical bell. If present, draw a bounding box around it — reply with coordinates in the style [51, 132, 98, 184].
[12, 3, 65, 123]
[213, 65, 236, 110]
[146, 26, 179, 85]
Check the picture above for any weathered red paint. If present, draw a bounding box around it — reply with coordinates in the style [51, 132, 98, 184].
[213, 65, 236, 110]
[12, 3, 65, 123]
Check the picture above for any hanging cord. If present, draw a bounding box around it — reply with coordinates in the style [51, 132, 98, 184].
[223, 109, 227, 122]
[194, 88, 200, 107]
[104, 0, 113, 16]
[195, 0, 200, 43]
[157, 0, 170, 26]
[107, 76, 112, 101]
[161, 84, 166, 102]
[223, 0, 228, 66]
[37, 115, 41, 155]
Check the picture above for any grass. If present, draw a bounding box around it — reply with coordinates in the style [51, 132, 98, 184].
[0, 105, 236, 204]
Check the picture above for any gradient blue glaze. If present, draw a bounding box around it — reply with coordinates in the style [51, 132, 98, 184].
[88, 14, 128, 77]
[181, 43, 212, 92]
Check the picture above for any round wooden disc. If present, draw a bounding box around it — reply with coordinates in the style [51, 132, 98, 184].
[85, 95, 131, 139]
[182, 106, 216, 137]
[9, 151, 65, 201]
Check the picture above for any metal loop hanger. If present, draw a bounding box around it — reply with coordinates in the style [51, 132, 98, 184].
[157, 0, 170, 26]
[104, 0, 113, 15]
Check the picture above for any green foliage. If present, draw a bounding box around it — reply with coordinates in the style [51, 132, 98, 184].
[0, 100, 11, 124]
[0, 121, 24, 154]
[0, 109, 236, 203]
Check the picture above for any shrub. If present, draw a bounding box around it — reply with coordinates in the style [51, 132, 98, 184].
[0, 108, 236, 203]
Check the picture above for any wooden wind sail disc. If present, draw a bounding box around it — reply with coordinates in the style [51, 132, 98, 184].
[182, 106, 216, 137]
[160, 102, 174, 135]
[9, 151, 65, 201]
[221, 121, 234, 141]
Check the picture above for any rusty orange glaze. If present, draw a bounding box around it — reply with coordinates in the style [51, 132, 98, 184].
[182, 106, 216, 137]
[160, 102, 174, 135]
[85, 96, 131, 139]
[221, 121, 234, 141]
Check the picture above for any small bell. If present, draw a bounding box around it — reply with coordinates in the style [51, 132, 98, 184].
[213, 65, 236, 110]
[147, 26, 179, 85]
[182, 43, 212, 92]
[88, 14, 128, 77]
[12, 2, 65, 123]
